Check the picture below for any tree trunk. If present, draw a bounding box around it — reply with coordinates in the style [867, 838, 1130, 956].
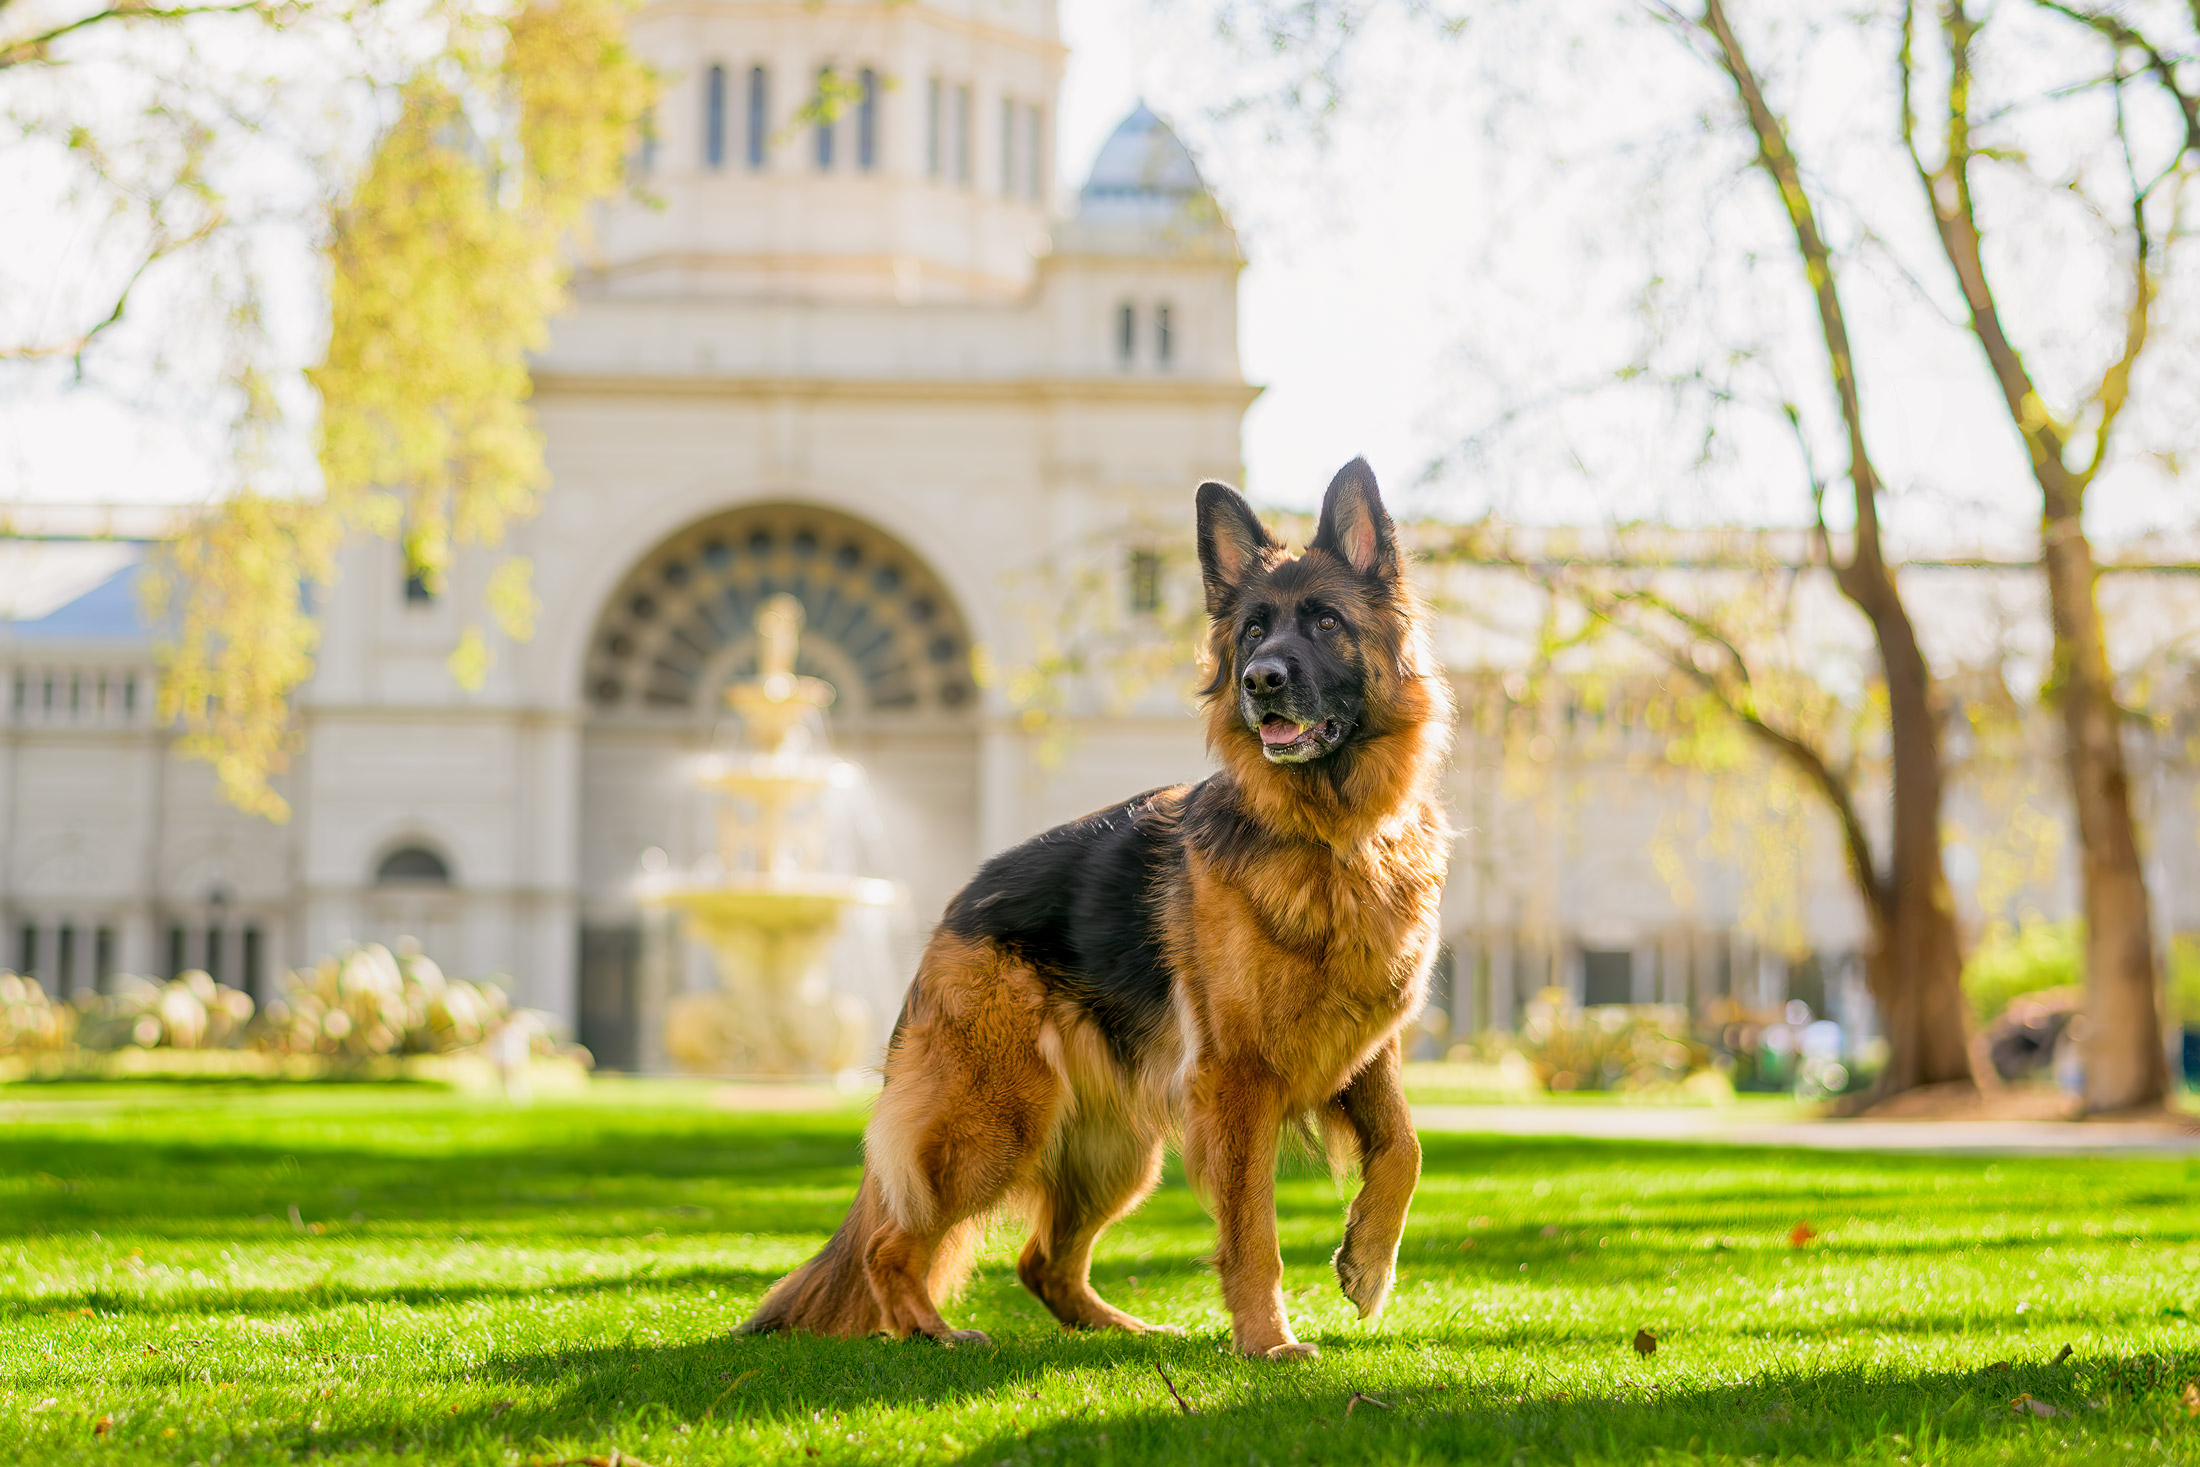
[1696, 0, 1978, 1099]
[1856, 585, 1975, 1093]
[2043, 508, 2167, 1112]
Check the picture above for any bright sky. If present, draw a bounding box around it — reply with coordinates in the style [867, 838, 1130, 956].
[4, 0, 2193, 558]
[1057, 0, 2196, 552]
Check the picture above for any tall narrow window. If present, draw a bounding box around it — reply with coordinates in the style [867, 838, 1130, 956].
[746, 65, 769, 169]
[1155, 303, 1174, 367]
[94, 926, 114, 995]
[953, 84, 971, 183]
[814, 68, 836, 170]
[857, 68, 878, 171]
[166, 924, 185, 980]
[205, 925, 224, 984]
[1025, 104, 1044, 200]
[1116, 302, 1136, 365]
[925, 77, 942, 176]
[635, 109, 658, 175]
[17, 923, 37, 980]
[1000, 96, 1015, 193]
[1128, 549, 1163, 615]
[705, 64, 728, 169]
[243, 925, 264, 1003]
[56, 925, 76, 997]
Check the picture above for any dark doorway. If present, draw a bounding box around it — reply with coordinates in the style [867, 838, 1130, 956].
[578, 925, 642, 1072]
[1582, 948, 1633, 1007]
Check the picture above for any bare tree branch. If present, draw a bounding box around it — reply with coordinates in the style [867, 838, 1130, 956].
[1571, 577, 1891, 925]
[2034, 1, 2200, 158]
[0, 1, 280, 69]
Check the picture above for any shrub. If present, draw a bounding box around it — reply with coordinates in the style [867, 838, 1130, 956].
[74, 971, 256, 1051]
[1964, 920, 2081, 1025]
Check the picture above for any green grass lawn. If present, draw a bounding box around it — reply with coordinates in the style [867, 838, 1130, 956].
[3, 1082, 2196, 1465]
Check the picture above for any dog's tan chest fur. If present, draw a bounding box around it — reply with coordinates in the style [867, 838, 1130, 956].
[1177, 799, 1448, 1107]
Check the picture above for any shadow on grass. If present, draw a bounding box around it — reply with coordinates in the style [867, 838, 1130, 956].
[357, 1331, 2197, 1466]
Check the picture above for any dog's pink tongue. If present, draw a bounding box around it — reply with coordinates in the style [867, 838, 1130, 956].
[1260, 717, 1306, 746]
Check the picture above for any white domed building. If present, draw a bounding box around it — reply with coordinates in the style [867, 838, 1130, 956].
[0, 2, 1256, 1066]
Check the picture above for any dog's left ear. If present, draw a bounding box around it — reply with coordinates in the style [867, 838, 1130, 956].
[1310, 457, 1399, 580]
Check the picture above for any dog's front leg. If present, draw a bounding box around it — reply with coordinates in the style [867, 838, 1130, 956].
[1187, 1066, 1314, 1359]
[1328, 1033, 1420, 1319]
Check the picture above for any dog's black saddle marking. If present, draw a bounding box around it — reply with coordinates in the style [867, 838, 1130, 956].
[938, 787, 1186, 1068]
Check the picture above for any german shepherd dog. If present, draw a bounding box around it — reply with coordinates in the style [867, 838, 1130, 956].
[745, 459, 1452, 1359]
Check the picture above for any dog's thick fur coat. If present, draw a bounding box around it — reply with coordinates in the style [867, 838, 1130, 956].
[744, 460, 1452, 1358]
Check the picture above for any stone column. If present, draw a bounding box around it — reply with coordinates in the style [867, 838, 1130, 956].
[635, 905, 678, 1076]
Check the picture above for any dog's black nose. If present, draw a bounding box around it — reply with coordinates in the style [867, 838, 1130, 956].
[1242, 658, 1289, 695]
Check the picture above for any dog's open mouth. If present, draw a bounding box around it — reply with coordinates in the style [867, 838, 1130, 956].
[1257, 715, 1344, 763]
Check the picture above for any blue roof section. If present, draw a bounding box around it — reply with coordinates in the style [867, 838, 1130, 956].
[1, 546, 158, 643]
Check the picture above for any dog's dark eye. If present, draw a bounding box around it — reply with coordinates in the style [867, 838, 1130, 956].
[1317, 614, 1339, 632]
[1245, 624, 1265, 642]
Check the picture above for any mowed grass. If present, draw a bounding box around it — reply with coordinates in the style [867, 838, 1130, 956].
[3, 1084, 2198, 1465]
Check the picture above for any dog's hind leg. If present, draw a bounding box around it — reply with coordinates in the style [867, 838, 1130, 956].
[1017, 1112, 1176, 1333]
[861, 937, 1063, 1347]
[1325, 1033, 1421, 1320]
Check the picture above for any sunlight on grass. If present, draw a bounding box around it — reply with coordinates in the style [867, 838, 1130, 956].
[2, 1081, 2196, 1464]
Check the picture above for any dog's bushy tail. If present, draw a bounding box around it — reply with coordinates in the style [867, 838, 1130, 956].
[743, 1172, 889, 1338]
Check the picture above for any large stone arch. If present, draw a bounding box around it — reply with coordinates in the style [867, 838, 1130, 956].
[581, 501, 978, 724]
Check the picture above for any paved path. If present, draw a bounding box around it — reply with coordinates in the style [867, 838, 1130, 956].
[1411, 1103, 2200, 1155]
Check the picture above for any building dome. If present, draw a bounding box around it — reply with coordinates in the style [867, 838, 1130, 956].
[1080, 102, 1205, 204]
[1062, 102, 1238, 259]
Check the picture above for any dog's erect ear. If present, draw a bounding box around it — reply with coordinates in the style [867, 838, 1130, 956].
[1310, 457, 1399, 580]
[1196, 480, 1274, 612]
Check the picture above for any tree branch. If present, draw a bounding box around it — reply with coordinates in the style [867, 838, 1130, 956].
[1582, 580, 1891, 925]
[0, 0, 278, 69]
[2033, 1, 2200, 158]
[1696, 0, 1891, 597]
[1901, 1, 2079, 513]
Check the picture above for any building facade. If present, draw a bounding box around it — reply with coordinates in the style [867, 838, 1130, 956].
[5, 0, 2197, 1068]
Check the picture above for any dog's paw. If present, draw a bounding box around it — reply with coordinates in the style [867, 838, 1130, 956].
[935, 1327, 993, 1348]
[1260, 1341, 1321, 1361]
[1331, 1239, 1396, 1320]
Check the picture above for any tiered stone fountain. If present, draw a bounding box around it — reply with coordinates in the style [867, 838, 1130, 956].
[643, 595, 894, 1075]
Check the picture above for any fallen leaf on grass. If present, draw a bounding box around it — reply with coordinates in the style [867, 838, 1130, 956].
[490, 1400, 514, 1418]
[1789, 1222, 1817, 1248]
[1458, 1238, 1476, 1250]
[2050, 1344, 2073, 1366]
[1345, 1392, 1390, 1416]
[2010, 1395, 2069, 1419]
[2181, 1382, 2200, 1416]
[1986, 1361, 2012, 1372]
[1539, 1225, 1562, 1239]
[1633, 1330, 1657, 1358]
[93, 1416, 112, 1438]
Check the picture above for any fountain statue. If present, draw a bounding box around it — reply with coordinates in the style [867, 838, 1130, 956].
[642, 595, 895, 1075]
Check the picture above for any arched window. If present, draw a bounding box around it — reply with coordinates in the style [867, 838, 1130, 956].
[705, 64, 727, 169]
[1116, 302, 1136, 365]
[815, 67, 836, 170]
[857, 68, 878, 171]
[1155, 303, 1174, 367]
[746, 65, 769, 169]
[376, 846, 452, 885]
